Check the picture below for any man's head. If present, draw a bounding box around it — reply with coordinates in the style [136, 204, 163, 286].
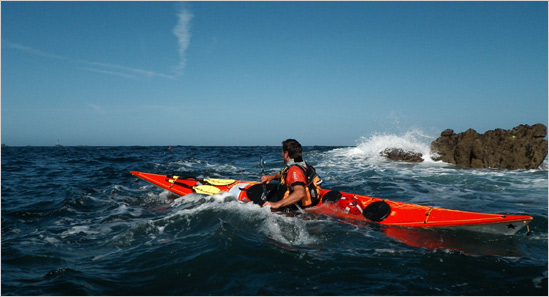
[282, 139, 302, 161]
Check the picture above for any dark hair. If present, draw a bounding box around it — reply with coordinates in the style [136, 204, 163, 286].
[282, 139, 302, 159]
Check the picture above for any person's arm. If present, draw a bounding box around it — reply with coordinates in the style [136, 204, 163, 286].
[261, 171, 281, 184]
[263, 185, 306, 209]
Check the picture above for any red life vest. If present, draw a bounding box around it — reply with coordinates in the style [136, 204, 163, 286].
[279, 163, 322, 207]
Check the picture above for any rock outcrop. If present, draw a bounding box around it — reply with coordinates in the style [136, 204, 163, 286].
[381, 148, 424, 163]
[431, 124, 548, 169]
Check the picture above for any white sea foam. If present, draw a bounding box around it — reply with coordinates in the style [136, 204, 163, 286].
[161, 193, 320, 247]
[321, 129, 441, 175]
[260, 212, 317, 246]
[352, 129, 437, 162]
[60, 225, 100, 238]
[538, 159, 548, 170]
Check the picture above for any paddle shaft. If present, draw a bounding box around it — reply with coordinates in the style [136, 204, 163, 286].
[260, 156, 268, 201]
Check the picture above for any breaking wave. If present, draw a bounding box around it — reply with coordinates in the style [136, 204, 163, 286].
[343, 130, 433, 161]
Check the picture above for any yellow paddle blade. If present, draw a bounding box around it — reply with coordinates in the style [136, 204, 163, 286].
[203, 178, 236, 186]
[193, 185, 221, 195]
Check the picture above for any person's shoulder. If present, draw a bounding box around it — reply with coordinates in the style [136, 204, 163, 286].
[288, 164, 305, 172]
[288, 165, 306, 178]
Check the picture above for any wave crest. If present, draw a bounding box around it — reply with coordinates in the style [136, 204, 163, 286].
[332, 129, 436, 163]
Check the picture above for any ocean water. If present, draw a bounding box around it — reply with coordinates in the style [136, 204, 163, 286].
[2, 133, 548, 295]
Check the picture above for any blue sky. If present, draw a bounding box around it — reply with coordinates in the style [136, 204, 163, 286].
[2, 1, 547, 146]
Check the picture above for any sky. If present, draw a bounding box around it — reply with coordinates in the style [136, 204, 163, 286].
[1, 1, 547, 146]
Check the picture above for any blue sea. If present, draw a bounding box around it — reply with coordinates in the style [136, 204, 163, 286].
[2, 132, 548, 295]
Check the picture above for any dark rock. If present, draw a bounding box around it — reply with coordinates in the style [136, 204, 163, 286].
[382, 148, 424, 163]
[431, 124, 548, 169]
[440, 129, 454, 137]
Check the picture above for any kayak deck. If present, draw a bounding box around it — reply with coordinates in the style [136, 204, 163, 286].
[130, 171, 532, 235]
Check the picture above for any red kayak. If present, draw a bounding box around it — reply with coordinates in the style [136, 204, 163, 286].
[130, 171, 532, 235]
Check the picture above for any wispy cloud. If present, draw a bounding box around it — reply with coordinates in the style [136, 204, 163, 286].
[83, 68, 138, 80]
[172, 7, 193, 74]
[2, 40, 175, 80]
[87, 103, 106, 115]
[3, 6, 193, 80]
[87, 62, 175, 79]
[3, 41, 68, 60]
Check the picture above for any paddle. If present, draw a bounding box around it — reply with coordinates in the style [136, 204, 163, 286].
[166, 177, 222, 195]
[166, 175, 236, 186]
[259, 156, 268, 201]
[165, 175, 235, 196]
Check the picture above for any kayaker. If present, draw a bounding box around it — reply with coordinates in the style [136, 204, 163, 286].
[261, 139, 321, 209]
